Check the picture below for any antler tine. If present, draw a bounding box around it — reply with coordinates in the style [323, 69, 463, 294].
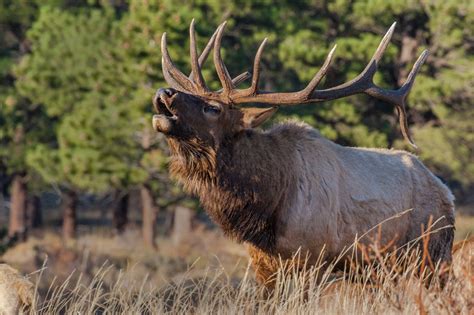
[189, 23, 219, 81]
[372, 22, 396, 65]
[189, 19, 207, 91]
[161, 32, 195, 92]
[162, 59, 185, 92]
[302, 44, 337, 96]
[213, 22, 234, 94]
[188, 22, 252, 92]
[230, 43, 340, 104]
[217, 71, 252, 93]
[232, 71, 252, 86]
[366, 49, 429, 148]
[401, 49, 429, 94]
[307, 23, 397, 101]
[249, 38, 268, 95]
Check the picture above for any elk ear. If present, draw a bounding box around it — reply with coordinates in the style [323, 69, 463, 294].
[241, 107, 278, 129]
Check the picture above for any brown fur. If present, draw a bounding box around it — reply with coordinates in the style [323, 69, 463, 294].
[167, 128, 288, 251]
[247, 245, 280, 290]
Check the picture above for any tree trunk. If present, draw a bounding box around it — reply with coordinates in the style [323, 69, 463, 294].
[27, 195, 42, 230]
[397, 34, 419, 86]
[62, 191, 77, 240]
[140, 185, 157, 248]
[0, 187, 5, 227]
[8, 174, 27, 241]
[113, 193, 129, 234]
[172, 206, 194, 246]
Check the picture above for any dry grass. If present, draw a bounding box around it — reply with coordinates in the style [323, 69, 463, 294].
[1, 216, 472, 314]
[26, 240, 472, 314]
[455, 214, 474, 241]
[17, 233, 474, 314]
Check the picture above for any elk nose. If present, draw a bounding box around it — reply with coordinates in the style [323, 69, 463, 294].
[154, 88, 177, 113]
[157, 88, 177, 98]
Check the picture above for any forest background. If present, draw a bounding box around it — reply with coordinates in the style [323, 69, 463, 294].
[0, 0, 472, 252]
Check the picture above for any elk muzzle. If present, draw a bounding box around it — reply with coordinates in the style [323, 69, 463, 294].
[153, 88, 178, 134]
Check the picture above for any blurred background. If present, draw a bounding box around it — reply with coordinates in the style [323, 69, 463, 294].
[0, 0, 472, 289]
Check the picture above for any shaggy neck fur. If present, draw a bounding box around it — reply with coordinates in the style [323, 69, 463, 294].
[168, 128, 296, 252]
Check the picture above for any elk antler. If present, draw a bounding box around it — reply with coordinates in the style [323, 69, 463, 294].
[162, 20, 251, 95]
[161, 21, 428, 147]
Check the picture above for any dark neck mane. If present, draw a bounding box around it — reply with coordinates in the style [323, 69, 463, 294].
[168, 129, 295, 252]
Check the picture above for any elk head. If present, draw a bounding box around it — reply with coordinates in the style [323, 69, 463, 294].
[153, 87, 276, 146]
[153, 20, 428, 151]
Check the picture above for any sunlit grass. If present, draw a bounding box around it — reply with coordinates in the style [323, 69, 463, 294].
[26, 233, 472, 314]
[2, 214, 472, 314]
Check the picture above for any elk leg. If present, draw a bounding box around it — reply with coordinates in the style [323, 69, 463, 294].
[247, 245, 280, 291]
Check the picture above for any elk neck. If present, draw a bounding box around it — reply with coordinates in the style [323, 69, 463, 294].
[168, 128, 296, 252]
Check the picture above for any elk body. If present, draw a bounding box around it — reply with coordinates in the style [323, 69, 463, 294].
[153, 21, 455, 288]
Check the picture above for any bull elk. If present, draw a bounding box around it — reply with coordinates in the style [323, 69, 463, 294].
[152, 21, 455, 288]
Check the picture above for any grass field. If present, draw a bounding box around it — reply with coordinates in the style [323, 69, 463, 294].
[1, 215, 473, 314]
[456, 215, 474, 241]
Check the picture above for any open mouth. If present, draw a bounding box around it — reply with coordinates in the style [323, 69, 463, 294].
[152, 90, 178, 134]
[153, 92, 177, 118]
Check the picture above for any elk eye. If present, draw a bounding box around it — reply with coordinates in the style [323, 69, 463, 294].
[203, 105, 221, 115]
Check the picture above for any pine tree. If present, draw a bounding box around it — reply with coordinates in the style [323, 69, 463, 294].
[0, 0, 58, 241]
[15, 6, 146, 239]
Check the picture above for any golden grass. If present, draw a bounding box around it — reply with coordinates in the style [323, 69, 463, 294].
[455, 214, 474, 240]
[22, 233, 473, 314]
[1, 215, 472, 314]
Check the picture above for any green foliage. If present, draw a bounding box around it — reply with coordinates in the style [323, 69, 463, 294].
[16, 7, 147, 194]
[0, 98, 52, 176]
[0, 0, 106, 193]
[2, 0, 473, 201]
[16, 7, 117, 116]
